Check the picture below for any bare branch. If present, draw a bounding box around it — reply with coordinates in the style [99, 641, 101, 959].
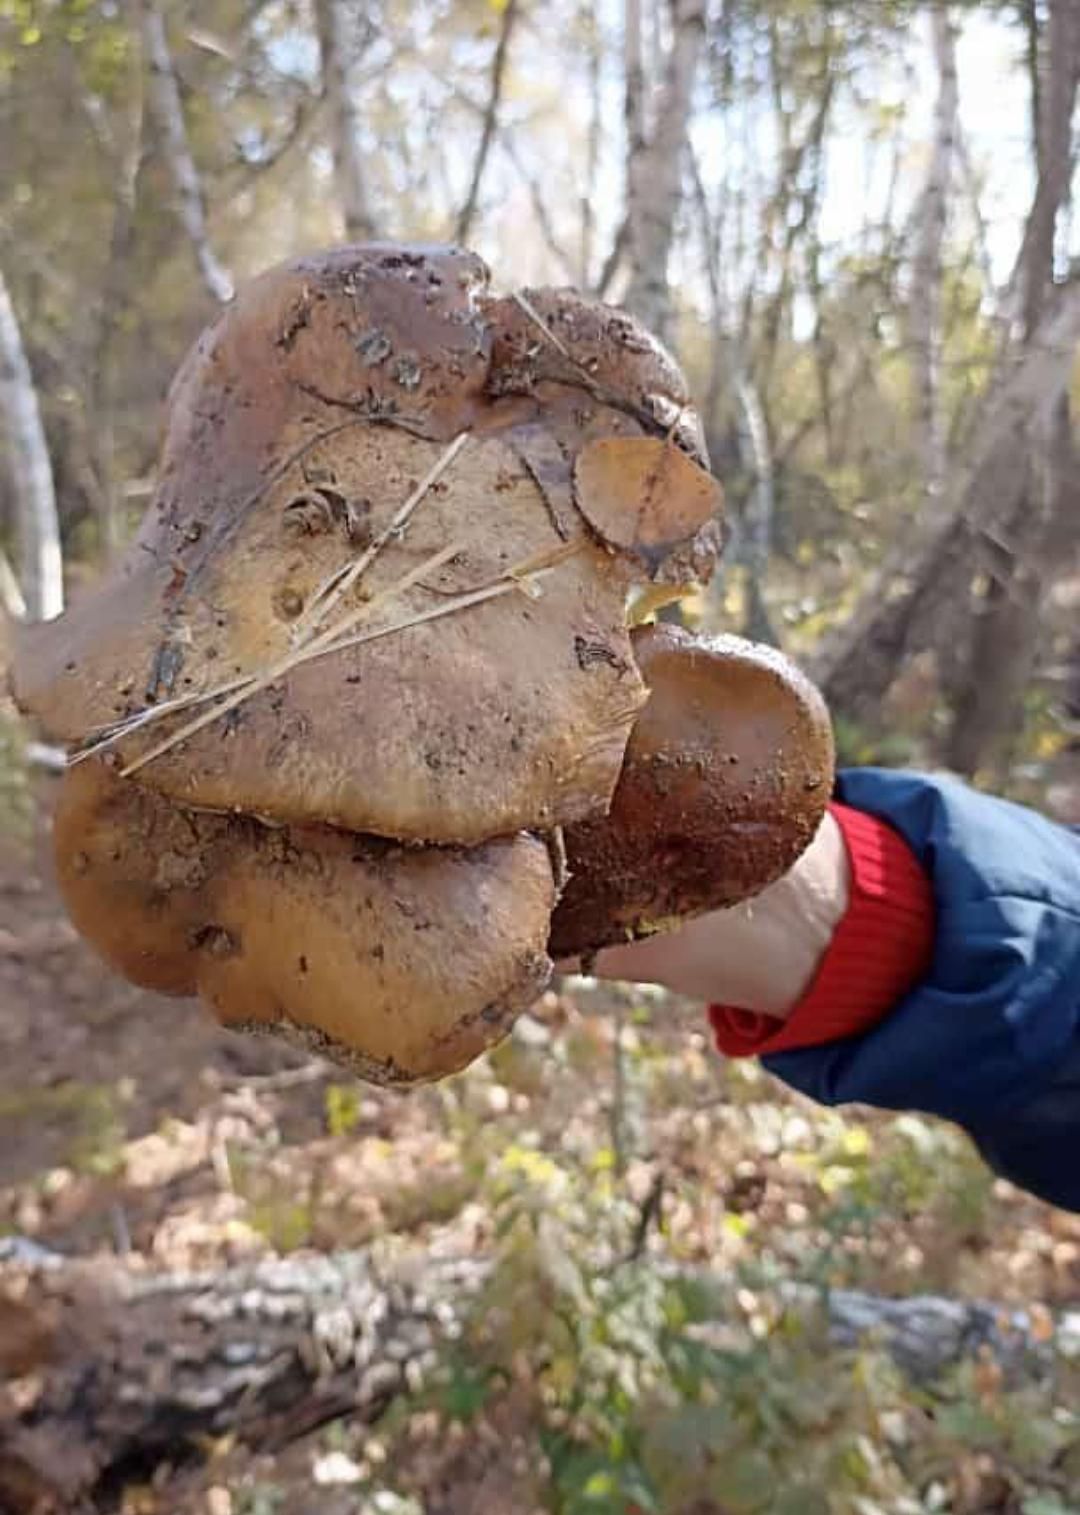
[594, 216, 628, 299]
[456, 0, 522, 244]
[816, 279, 1080, 714]
[500, 134, 578, 278]
[1003, 0, 1080, 335]
[580, 0, 603, 286]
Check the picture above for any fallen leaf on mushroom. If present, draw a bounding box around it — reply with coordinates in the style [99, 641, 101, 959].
[13, 242, 833, 1085]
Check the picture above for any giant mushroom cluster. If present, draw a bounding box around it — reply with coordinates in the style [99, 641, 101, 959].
[13, 243, 833, 1085]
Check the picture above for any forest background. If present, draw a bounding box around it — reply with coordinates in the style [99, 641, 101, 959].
[1, 3, 1079, 1513]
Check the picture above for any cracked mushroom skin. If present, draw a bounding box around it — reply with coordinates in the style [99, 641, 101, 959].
[55, 759, 555, 1085]
[548, 623, 835, 959]
[14, 245, 723, 846]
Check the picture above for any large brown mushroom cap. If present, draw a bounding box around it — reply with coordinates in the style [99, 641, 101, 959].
[14, 245, 721, 845]
[548, 623, 835, 959]
[13, 243, 840, 1088]
[23, 431, 648, 842]
[54, 759, 555, 1085]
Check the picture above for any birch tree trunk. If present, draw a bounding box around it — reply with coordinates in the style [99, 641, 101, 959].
[734, 372, 777, 644]
[0, 270, 64, 622]
[622, 0, 706, 344]
[1004, 0, 1080, 338]
[140, 2, 234, 304]
[314, 0, 379, 242]
[88, 71, 145, 559]
[907, 7, 958, 500]
[947, 393, 1079, 779]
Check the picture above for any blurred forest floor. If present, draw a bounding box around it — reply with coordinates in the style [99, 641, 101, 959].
[1, 761, 1079, 1515]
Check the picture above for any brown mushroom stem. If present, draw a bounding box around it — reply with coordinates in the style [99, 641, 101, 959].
[548, 623, 835, 959]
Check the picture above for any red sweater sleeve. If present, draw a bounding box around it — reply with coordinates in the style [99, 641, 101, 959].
[709, 802, 935, 1058]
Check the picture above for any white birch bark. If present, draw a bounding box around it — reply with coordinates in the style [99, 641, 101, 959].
[818, 0, 1080, 719]
[0, 270, 64, 623]
[734, 370, 777, 643]
[141, 2, 233, 304]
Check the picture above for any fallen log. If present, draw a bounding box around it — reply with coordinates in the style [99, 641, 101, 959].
[1, 1236, 1077, 1514]
[0, 1239, 484, 1514]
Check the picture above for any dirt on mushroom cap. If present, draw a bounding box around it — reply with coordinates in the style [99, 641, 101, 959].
[13, 245, 722, 846]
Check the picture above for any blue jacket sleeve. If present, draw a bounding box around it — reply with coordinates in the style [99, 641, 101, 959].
[762, 769, 1080, 1211]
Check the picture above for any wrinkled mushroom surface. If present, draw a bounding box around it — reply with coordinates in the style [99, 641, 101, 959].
[55, 759, 555, 1084]
[548, 624, 835, 959]
[15, 245, 721, 845]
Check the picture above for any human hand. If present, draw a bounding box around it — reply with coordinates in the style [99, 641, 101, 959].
[566, 808, 850, 1019]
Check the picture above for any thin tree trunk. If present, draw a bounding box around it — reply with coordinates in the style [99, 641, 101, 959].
[947, 395, 1077, 779]
[87, 63, 145, 560]
[140, 1, 233, 303]
[456, 0, 521, 243]
[313, 0, 379, 242]
[907, 6, 958, 500]
[754, 19, 835, 390]
[622, 0, 706, 342]
[688, 145, 772, 636]
[735, 371, 777, 644]
[580, 0, 602, 287]
[0, 547, 27, 621]
[0, 270, 64, 622]
[594, 216, 629, 299]
[1005, 0, 1080, 337]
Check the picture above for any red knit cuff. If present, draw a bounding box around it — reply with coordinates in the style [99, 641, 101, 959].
[708, 802, 935, 1058]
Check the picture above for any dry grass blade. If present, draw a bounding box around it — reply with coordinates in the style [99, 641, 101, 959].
[512, 290, 575, 363]
[69, 674, 254, 765]
[75, 541, 584, 772]
[293, 431, 471, 642]
[118, 541, 464, 779]
[294, 541, 586, 666]
[506, 539, 584, 578]
[296, 578, 539, 665]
